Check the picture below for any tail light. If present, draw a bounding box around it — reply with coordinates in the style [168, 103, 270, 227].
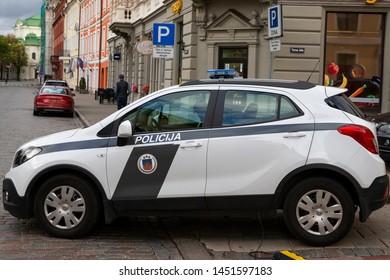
[337, 124, 378, 154]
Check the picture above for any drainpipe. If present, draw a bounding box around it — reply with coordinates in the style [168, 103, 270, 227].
[98, 0, 103, 88]
[76, 2, 81, 90]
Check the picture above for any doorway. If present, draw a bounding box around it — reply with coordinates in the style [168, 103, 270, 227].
[218, 47, 248, 78]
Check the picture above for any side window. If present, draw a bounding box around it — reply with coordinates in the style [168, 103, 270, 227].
[222, 91, 301, 126]
[121, 90, 211, 132]
[279, 96, 301, 119]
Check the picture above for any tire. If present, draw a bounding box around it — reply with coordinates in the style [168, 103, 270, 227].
[34, 174, 101, 238]
[283, 177, 355, 246]
[33, 109, 39, 116]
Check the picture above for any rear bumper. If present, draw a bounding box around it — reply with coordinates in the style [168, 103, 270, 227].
[358, 174, 389, 222]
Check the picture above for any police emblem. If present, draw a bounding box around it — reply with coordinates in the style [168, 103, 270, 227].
[137, 154, 158, 174]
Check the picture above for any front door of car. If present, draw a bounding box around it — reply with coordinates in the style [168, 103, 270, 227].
[205, 88, 315, 209]
[106, 89, 215, 211]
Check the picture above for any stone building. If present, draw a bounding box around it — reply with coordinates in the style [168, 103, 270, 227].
[107, 0, 390, 114]
[13, 15, 41, 81]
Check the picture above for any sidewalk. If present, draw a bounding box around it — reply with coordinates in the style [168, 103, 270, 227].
[73, 91, 390, 260]
[73, 91, 117, 126]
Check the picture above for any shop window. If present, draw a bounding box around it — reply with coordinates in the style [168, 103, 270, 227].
[325, 12, 384, 113]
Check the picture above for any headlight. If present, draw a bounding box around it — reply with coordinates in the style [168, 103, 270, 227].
[13, 147, 42, 168]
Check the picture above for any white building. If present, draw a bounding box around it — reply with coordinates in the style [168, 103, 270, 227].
[14, 15, 42, 81]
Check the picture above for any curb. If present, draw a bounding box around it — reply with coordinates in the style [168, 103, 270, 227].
[75, 108, 91, 127]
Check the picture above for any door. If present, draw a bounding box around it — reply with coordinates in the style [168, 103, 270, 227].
[106, 89, 214, 211]
[205, 88, 314, 209]
[218, 47, 248, 78]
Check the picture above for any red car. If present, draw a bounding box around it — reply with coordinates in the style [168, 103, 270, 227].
[33, 86, 75, 117]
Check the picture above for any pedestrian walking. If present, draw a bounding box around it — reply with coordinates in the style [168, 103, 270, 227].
[114, 74, 131, 110]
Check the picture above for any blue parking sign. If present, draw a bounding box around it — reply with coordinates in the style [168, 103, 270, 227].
[268, 5, 283, 38]
[153, 23, 175, 46]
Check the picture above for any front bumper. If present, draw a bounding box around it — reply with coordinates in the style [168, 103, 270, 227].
[2, 178, 31, 219]
[358, 174, 389, 222]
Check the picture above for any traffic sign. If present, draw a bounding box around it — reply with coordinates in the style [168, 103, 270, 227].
[270, 39, 281, 52]
[268, 5, 283, 38]
[153, 23, 175, 46]
[153, 47, 174, 59]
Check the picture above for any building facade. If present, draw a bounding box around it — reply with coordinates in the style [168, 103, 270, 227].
[63, 0, 81, 89]
[79, 0, 111, 92]
[106, 0, 390, 114]
[13, 15, 41, 81]
[52, 0, 66, 80]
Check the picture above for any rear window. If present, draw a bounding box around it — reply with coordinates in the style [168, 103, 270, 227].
[325, 93, 365, 119]
[41, 88, 69, 95]
[45, 81, 68, 87]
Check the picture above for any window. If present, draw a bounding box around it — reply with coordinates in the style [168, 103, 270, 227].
[337, 13, 358, 31]
[222, 91, 301, 126]
[32, 52, 36, 60]
[121, 91, 211, 132]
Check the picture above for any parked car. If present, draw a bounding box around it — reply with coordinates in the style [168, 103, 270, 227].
[367, 112, 390, 162]
[4, 78, 389, 246]
[43, 79, 74, 91]
[33, 85, 75, 117]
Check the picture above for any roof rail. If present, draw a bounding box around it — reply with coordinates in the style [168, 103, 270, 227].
[180, 79, 316, 90]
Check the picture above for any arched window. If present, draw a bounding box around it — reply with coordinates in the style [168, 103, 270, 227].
[32, 52, 36, 60]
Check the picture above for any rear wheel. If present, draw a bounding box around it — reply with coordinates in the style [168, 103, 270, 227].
[34, 174, 101, 238]
[283, 177, 355, 246]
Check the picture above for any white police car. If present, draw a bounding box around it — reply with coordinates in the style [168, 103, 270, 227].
[3, 79, 389, 246]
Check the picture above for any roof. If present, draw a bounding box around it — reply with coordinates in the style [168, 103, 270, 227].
[20, 15, 41, 27]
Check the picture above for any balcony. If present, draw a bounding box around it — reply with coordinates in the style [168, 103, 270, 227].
[111, 6, 132, 24]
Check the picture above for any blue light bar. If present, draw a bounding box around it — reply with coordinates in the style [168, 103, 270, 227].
[207, 69, 239, 79]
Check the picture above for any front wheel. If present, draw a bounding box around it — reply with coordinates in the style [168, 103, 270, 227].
[34, 174, 101, 238]
[283, 177, 355, 246]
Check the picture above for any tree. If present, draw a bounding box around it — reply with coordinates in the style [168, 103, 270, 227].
[0, 35, 28, 81]
[0, 35, 11, 80]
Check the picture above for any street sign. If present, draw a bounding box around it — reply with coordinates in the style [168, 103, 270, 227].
[135, 40, 153, 55]
[270, 39, 281, 52]
[268, 5, 283, 38]
[152, 23, 175, 46]
[153, 47, 174, 59]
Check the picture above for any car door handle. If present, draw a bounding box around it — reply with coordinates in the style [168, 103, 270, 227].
[283, 132, 307, 138]
[180, 141, 202, 149]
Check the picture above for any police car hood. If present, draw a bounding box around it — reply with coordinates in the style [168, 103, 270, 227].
[19, 128, 82, 148]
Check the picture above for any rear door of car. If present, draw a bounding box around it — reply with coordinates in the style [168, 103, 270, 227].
[205, 86, 315, 210]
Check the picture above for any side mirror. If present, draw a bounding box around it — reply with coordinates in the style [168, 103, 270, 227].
[118, 120, 133, 138]
[33, 90, 39, 95]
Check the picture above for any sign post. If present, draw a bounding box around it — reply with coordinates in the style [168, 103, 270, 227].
[152, 23, 175, 59]
[267, 5, 283, 78]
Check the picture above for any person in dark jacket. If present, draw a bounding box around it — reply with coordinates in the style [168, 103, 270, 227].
[114, 74, 131, 110]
